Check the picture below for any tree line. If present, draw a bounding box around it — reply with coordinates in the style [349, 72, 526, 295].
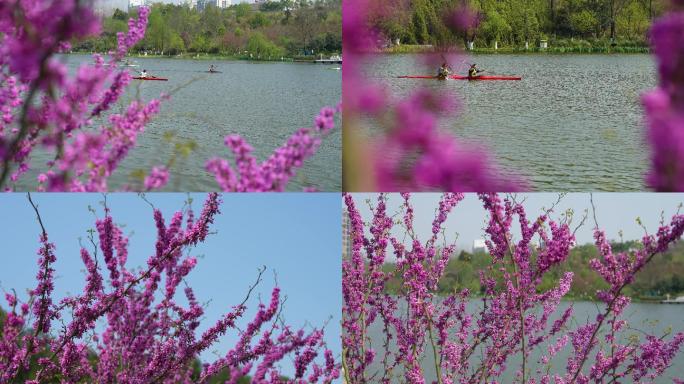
[75, 0, 341, 59]
[371, 0, 669, 48]
[382, 239, 684, 300]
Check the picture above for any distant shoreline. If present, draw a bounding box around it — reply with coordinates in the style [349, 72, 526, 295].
[66, 51, 331, 63]
[385, 292, 683, 304]
[380, 44, 650, 55]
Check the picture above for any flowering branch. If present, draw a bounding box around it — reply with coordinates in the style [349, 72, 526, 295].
[206, 105, 340, 192]
[0, 193, 339, 383]
[342, 193, 684, 383]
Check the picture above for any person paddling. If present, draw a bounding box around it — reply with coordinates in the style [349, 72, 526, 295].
[209, 64, 216, 73]
[468, 64, 481, 79]
[139, 69, 149, 78]
[437, 62, 451, 80]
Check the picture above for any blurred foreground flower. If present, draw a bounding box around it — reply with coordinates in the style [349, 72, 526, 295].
[342, 0, 525, 192]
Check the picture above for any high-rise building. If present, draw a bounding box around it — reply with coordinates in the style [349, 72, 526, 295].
[342, 208, 351, 260]
[216, 0, 232, 8]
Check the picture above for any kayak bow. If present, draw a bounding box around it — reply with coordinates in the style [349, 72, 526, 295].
[398, 75, 522, 81]
[132, 76, 168, 81]
[452, 75, 521, 80]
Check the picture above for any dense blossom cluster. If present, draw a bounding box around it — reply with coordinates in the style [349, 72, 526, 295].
[342, 0, 524, 191]
[342, 193, 684, 383]
[206, 106, 339, 192]
[643, 1, 684, 191]
[0, 193, 339, 383]
[0, 1, 167, 191]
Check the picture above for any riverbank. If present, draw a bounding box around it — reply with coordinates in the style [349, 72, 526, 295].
[382, 44, 650, 54]
[68, 51, 333, 63]
[385, 290, 684, 303]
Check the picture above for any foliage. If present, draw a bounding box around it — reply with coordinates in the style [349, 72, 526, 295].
[77, 1, 341, 58]
[368, 0, 668, 48]
[246, 32, 285, 58]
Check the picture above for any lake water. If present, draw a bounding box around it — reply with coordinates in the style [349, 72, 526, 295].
[20, 55, 342, 191]
[364, 300, 684, 383]
[365, 54, 656, 191]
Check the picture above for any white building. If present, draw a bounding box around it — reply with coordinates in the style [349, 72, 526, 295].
[215, 0, 232, 8]
[472, 239, 487, 253]
[128, 0, 144, 7]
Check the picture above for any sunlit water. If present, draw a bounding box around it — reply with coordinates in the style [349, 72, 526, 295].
[364, 300, 684, 383]
[365, 54, 655, 191]
[19, 55, 341, 191]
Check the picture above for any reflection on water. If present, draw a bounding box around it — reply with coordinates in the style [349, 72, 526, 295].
[367, 54, 655, 191]
[20, 55, 341, 191]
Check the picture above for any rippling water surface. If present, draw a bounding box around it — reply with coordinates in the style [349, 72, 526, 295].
[21, 55, 341, 191]
[367, 54, 655, 191]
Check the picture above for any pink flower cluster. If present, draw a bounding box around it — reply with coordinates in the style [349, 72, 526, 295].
[342, 0, 524, 191]
[0, 2, 168, 191]
[342, 193, 684, 383]
[0, 193, 339, 383]
[206, 106, 339, 192]
[1, 0, 340, 192]
[643, 2, 684, 190]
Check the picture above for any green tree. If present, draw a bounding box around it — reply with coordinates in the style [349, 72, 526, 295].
[246, 32, 285, 58]
[249, 12, 270, 28]
[480, 9, 512, 45]
[570, 9, 599, 37]
[112, 8, 128, 21]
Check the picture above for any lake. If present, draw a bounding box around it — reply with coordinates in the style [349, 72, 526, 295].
[363, 300, 684, 382]
[20, 55, 342, 191]
[365, 54, 656, 191]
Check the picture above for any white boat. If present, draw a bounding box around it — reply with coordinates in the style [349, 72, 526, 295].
[661, 295, 684, 304]
[314, 54, 342, 64]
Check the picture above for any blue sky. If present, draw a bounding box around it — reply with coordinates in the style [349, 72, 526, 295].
[351, 193, 684, 255]
[0, 193, 341, 376]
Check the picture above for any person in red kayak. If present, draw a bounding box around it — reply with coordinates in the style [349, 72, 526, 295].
[437, 62, 451, 80]
[139, 69, 149, 78]
[468, 64, 481, 79]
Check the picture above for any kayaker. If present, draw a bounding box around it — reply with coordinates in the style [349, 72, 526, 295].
[140, 69, 149, 78]
[437, 62, 451, 80]
[209, 64, 216, 73]
[468, 64, 481, 78]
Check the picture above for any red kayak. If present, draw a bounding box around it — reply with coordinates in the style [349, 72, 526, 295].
[398, 75, 522, 81]
[132, 76, 168, 81]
